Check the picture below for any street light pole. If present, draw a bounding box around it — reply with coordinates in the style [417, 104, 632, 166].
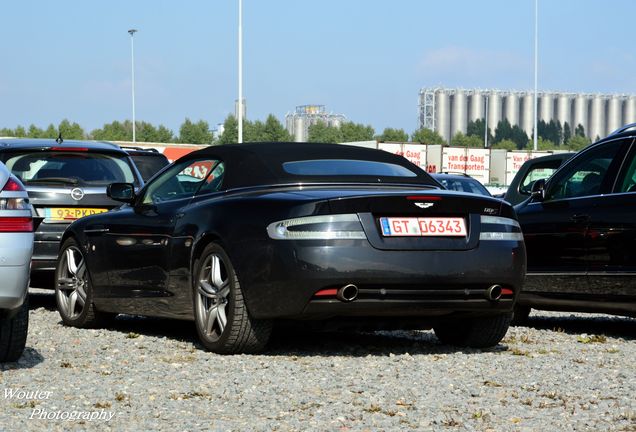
[533, 0, 538, 151]
[237, 0, 243, 143]
[484, 95, 489, 148]
[128, 29, 138, 144]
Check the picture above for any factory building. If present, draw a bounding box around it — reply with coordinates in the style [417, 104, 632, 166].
[285, 105, 347, 142]
[419, 88, 636, 143]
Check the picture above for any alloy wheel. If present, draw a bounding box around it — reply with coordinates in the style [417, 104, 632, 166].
[56, 246, 88, 320]
[195, 253, 231, 342]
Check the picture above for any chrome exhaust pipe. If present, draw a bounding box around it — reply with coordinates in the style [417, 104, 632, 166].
[336, 284, 359, 302]
[485, 284, 503, 301]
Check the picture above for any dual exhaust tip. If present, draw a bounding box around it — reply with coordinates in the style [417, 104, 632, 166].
[334, 283, 503, 302]
[337, 284, 359, 302]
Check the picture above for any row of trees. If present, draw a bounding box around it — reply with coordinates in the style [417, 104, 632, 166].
[0, 115, 595, 151]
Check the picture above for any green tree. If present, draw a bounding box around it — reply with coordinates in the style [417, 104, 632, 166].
[376, 127, 408, 142]
[261, 114, 292, 142]
[491, 139, 517, 151]
[217, 115, 238, 144]
[155, 125, 175, 143]
[43, 124, 58, 138]
[58, 119, 85, 140]
[91, 121, 131, 141]
[411, 127, 445, 145]
[493, 119, 513, 143]
[575, 123, 585, 137]
[466, 119, 493, 143]
[0, 128, 14, 136]
[179, 118, 213, 144]
[537, 137, 557, 150]
[510, 125, 529, 149]
[563, 122, 572, 145]
[27, 124, 44, 138]
[14, 126, 27, 137]
[308, 121, 342, 143]
[340, 122, 374, 142]
[566, 135, 591, 151]
[450, 132, 483, 148]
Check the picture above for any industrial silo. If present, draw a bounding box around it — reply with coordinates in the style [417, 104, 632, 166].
[606, 96, 623, 136]
[504, 92, 519, 127]
[435, 90, 451, 143]
[539, 93, 554, 122]
[294, 116, 304, 142]
[588, 95, 605, 141]
[573, 95, 588, 133]
[469, 91, 484, 122]
[487, 91, 502, 132]
[624, 96, 636, 125]
[556, 94, 572, 129]
[451, 90, 468, 136]
[521, 93, 534, 137]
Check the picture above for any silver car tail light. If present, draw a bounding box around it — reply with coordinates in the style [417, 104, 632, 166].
[0, 176, 33, 232]
[479, 215, 523, 241]
[267, 214, 367, 240]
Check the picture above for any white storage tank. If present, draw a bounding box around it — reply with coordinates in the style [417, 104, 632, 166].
[487, 91, 502, 132]
[624, 96, 636, 125]
[556, 94, 572, 129]
[588, 95, 605, 141]
[451, 90, 468, 136]
[435, 90, 451, 143]
[521, 93, 535, 137]
[607, 96, 623, 136]
[539, 93, 554, 122]
[504, 93, 519, 127]
[469, 91, 484, 123]
[573, 95, 588, 133]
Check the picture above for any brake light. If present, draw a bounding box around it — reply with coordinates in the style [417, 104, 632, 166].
[0, 217, 33, 232]
[50, 147, 88, 151]
[267, 214, 367, 240]
[2, 177, 25, 192]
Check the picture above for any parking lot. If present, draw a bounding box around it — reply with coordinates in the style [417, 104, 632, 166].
[0, 289, 634, 431]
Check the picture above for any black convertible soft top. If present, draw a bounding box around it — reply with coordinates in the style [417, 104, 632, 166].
[185, 142, 437, 189]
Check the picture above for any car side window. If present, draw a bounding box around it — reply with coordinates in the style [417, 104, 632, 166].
[141, 158, 220, 204]
[519, 162, 561, 194]
[197, 162, 225, 194]
[545, 141, 621, 201]
[616, 145, 636, 193]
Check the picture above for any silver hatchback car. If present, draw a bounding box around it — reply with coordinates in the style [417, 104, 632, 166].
[0, 161, 33, 361]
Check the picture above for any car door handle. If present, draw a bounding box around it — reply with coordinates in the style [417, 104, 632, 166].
[570, 214, 590, 223]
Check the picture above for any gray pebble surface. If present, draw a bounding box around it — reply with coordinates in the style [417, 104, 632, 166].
[1, 291, 634, 431]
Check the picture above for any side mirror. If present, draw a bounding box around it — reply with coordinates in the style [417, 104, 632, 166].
[108, 183, 136, 204]
[530, 178, 546, 202]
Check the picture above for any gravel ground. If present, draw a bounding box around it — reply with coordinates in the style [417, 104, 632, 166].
[1, 290, 634, 432]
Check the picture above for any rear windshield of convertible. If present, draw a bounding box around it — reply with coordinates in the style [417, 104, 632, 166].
[283, 159, 418, 177]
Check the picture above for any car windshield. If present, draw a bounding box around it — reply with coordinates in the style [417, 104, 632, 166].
[1, 151, 137, 186]
[435, 176, 491, 196]
[130, 154, 170, 181]
[283, 159, 418, 177]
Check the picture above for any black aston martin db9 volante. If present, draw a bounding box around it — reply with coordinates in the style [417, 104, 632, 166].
[55, 143, 525, 353]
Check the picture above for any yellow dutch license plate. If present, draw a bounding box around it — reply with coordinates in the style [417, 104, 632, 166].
[45, 207, 108, 221]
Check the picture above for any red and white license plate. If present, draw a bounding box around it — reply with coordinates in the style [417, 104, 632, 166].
[379, 217, 467, 237]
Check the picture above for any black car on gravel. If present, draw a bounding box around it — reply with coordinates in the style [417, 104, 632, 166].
[55, 142, 526, 354]
[514, 124, 636, 321]
[0, 138, 144, 286]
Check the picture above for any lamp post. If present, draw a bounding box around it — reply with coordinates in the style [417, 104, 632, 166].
[533, 0, 538, 151]
[128, 29, 138, 143]
[238, 0, 243, 143]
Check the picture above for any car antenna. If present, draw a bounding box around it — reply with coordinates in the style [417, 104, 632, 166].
[55, 133, 63, 144]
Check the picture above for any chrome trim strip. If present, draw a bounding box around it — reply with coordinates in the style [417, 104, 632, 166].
[480, 232, 524, 241]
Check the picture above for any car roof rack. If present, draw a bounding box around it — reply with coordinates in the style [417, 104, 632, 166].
[608, 123, 636, 137]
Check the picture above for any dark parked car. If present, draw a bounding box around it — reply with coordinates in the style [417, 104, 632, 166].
[120, 146, 170, 182]
[503, 153, 574, 205]
[55, 142, 525, 354]
[0, 138, 144, 286]
[515, 125, 636, 321]
[431, 172, 492, 197]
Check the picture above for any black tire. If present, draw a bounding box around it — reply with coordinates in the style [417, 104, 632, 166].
[193, 243, 272, 354]
[0, 297, 29, 362]
[433, 313, 511, 348]
[511, 305, 532, 326]
[55, 237, 111, 328]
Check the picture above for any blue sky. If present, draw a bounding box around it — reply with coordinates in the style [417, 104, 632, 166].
[1, 0, 635, 136]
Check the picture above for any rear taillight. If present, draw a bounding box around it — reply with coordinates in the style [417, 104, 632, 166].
[267, 214, 367, 240]
[2, 177, 25, 192]
[0, 217, 33, 232]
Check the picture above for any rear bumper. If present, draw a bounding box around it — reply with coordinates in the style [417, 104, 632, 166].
[238, 239, 526, 319]
[32, 222, 68, 271]
[0, 233, 32, 310]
